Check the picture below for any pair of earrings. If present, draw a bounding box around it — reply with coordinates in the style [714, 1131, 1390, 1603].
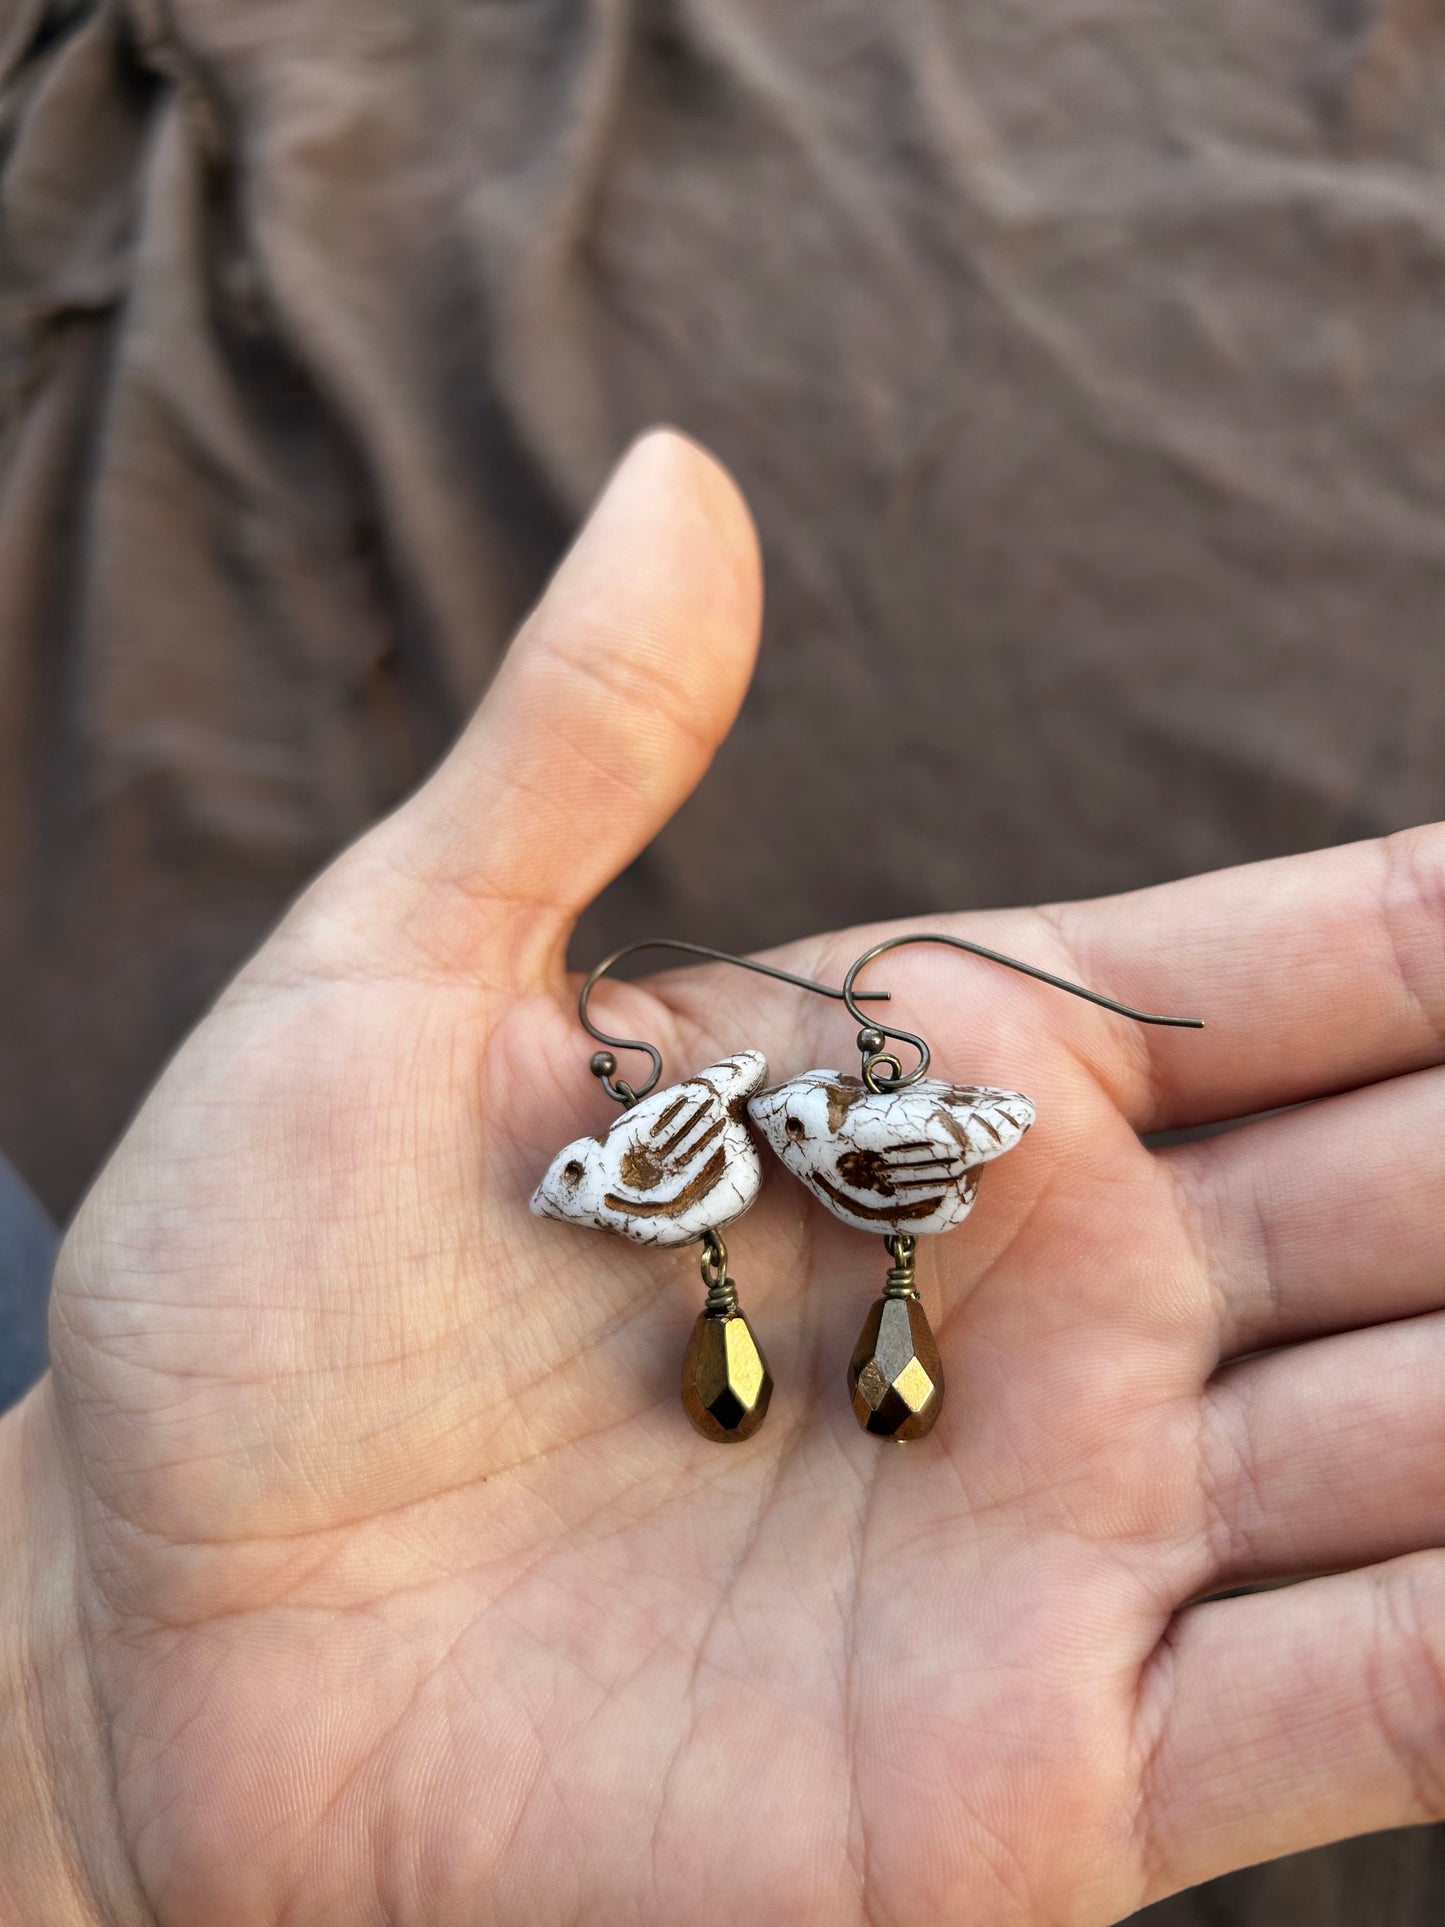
[532, 936, 1200, 1443]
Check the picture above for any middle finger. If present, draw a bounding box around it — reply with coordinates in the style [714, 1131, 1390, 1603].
[1164, 1064, 1445, 1361]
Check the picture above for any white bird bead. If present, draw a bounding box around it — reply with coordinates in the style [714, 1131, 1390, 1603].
[532, 1052, 767, 1247]
[748, 1068, 1034, 1236]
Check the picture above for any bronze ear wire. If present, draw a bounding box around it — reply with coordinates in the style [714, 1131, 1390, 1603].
[532, 940, 890, 1443]
[840, 931, 1203, 1092]
[577, 938, 890, 1105]
[748, 935, 1203, 1441]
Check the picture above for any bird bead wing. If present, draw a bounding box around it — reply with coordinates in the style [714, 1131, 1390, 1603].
[748, 1068, 1034, 1237]
[531, 1051, 767, 1247]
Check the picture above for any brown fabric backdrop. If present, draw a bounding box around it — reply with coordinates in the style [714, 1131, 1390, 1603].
[4, 0, 1445, 1914]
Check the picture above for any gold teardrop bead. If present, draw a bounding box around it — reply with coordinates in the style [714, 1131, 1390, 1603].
[681, 1309, 773, 1442]
[847, 1294, 945, 1440]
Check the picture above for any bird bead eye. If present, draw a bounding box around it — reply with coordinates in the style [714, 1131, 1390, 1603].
[563, 1160, 584, 1184]
[784, 1115, 805, 1141]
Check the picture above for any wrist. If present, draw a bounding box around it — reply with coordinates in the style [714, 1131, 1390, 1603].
[0, 1385, 142, 1925]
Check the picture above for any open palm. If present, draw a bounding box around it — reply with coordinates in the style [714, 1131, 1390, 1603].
[29, 434, 1445, 1925]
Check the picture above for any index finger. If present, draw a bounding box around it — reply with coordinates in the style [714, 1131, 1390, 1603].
[1048, 825, 1445, 1131]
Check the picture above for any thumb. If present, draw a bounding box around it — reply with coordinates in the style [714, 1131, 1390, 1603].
[369, 428, 762, 978]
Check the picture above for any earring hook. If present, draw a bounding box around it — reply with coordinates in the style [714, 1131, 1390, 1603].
[841, 932, 1204, 1089]
[579, 938, 892, 1104]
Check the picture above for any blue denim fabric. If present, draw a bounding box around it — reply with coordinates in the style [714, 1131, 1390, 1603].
[0, 1154, 55, 1412]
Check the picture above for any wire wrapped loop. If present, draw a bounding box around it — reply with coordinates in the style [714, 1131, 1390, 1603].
[883, 1233, 919, 1299]
[699, 1230, 738, 1317]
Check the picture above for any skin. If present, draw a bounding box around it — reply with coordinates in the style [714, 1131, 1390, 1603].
[4, 429, 1445, 1926]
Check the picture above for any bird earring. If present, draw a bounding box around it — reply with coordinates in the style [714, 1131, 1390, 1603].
[530, 940, 891, 1443]
[748, 934, 1204, 1441]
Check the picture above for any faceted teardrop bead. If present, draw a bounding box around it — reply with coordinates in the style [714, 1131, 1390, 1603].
[847, 1294, 944, 1440]
[681, 1309, 773, 1442]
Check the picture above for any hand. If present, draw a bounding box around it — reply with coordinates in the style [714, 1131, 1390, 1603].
[7, 430, 1445, 1926]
